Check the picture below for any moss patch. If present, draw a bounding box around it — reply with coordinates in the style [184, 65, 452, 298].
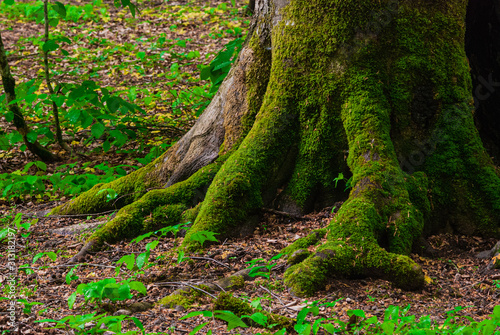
[214, 292, 294, 332]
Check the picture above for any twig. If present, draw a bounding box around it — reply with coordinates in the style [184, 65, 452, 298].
[259, 284, 285, 306]
[187, 256, 231, 268]
[212, 282, 227, 293]
[261, 208, 304, 220]
[154, 281, 217, 299]
[20, 263, 116, 270]
[28, 209, 117, 219]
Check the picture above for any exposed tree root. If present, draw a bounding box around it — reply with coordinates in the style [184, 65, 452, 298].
[49, 0, 500, 296]
[64, 162, 221, 260]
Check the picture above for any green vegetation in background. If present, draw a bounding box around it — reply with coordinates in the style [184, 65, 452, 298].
[0, 0, 249, 202]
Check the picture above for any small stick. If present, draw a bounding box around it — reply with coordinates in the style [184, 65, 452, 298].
[261, 208, 304, 220]
[188, 256, 230, 268]
[155, 282, 217, 299]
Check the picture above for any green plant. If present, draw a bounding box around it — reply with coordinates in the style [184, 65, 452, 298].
[200, 37, 244, 94]
[32, 251, 57, 265]
[66, 264, 79, 285]
[333, 172, 353, 191]
[68, 278, 147, 309]
[17, 298, 43, 314]
[36, 312, 145, 334]
[0, 160, 137, 201]
[0, 213, 36, 241]
[181, 310, 248, 333]
[189, 230, 218, 247]
[245, 253, 284, 279]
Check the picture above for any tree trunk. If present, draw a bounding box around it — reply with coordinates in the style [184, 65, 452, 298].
[51, 0, 500, 296]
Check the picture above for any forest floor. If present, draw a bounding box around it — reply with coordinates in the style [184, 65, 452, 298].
[1, 0, 500, 333]
[0, 201, 500, 334]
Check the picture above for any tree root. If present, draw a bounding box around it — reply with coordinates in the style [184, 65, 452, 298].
[66, 163, 220, 258]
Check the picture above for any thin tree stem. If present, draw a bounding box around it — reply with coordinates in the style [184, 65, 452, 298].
[0, 32, 58, 162]
[43, 0, 71, 154]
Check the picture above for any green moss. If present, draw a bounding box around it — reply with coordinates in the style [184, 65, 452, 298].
[158, 285, 214, 309]
[281, 228, 326, 256]
[214, 292, 294, 331]
[228, 275, 245, 290]
[181, 202, 202, 224]
[286, 249, 310, 266]
[158, 292, 193, 309]
[85, 162, 221, 248]
[143, 204, 187, 232]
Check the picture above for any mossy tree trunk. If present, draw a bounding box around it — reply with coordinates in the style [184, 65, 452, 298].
[51, 0, 500, 295]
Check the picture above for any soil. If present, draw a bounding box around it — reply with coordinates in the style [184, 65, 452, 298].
[0, 202, 499, 334]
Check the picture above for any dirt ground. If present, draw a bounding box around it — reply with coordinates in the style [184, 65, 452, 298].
[0, 201, 499, 334]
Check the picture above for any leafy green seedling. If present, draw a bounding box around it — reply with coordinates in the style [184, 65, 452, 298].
[68, 278, 147, 309]
[17, 299, 43, 314]
[189, 230, 218, 247]
[32, 251, 57, 264]
[36, 312, 144, 334]
[65, 264, 79, 285]
[245, 253, 284, 279]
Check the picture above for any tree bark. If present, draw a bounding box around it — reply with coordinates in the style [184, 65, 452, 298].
[50, 0, 500, 296]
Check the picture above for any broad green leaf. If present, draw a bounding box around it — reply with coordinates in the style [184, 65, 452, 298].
[130, 316, 144, 331]
[180, 311, 213, 319]
[294, 323, 311, 335]
[137, 51, 146, 60]
[5, 111, 14, 122]
[102, 140, 110, 152]
[213, 61, 232, 71]
[116, 254, 135, 271]
[26, 131, 38, 144]
[242, 312, 267, 326]
[322, 323, 338, 334]
[66, 109, 81, 123]
[200, 66, 211, 80]
[52, 1, 66, 18]
[48, 18, 59, 27]
[66, 265, 79, 285]
[347, 309, 365, 318]
[80, 111, 93, 128]
[32, 252, 45, 264]
[189, 322, 209, 335]
[45, 252, 57, 261]
[91, 122, 106, 139]
[189, 230, 218, 247]
[34, 161, 47, 171]
[106, 96, 124, 114]
[42, 40, 59, 52]
[136, 252, 148, 269]
[128, 281, 147, 295]
[68, 292, 77, 309]
[131, 231, 154, 243]
[26, 175, 39, 185]
[145, 240, 159, 251]
[10, 131, 23, 144]
[214, 311, 248, 331]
